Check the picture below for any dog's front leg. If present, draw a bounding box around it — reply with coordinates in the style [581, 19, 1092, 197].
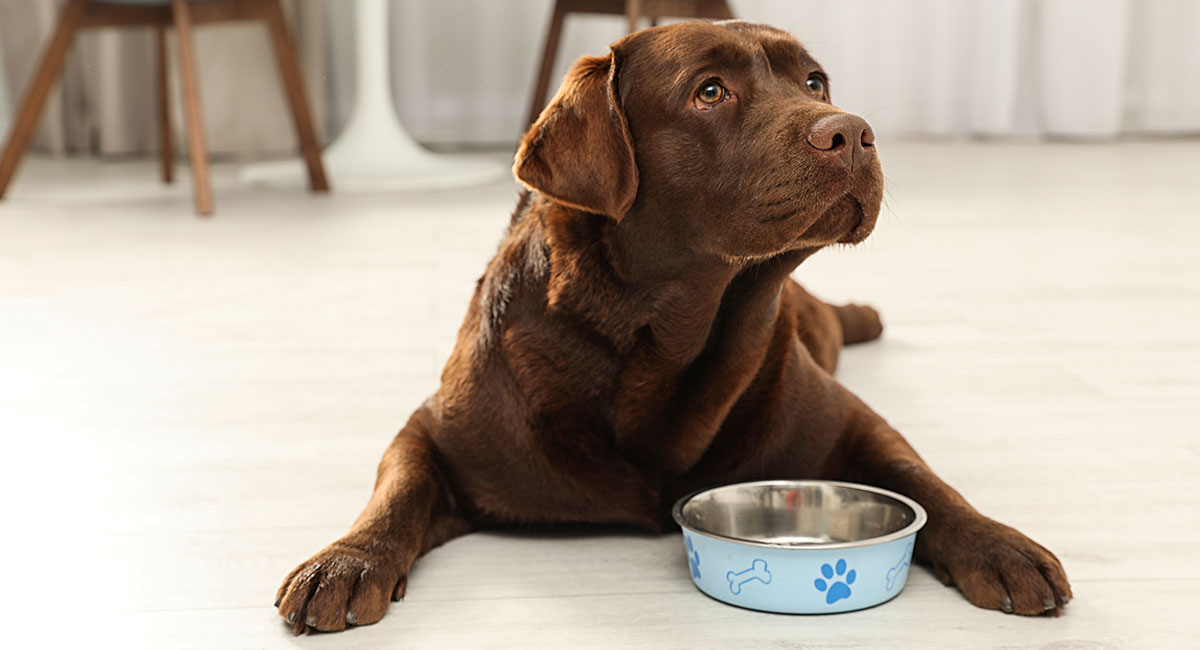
[275, 407, 468, 634]
[829, 394, 1073, 616]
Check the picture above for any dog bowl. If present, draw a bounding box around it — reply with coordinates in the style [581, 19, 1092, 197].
[672, 480, 927, 614]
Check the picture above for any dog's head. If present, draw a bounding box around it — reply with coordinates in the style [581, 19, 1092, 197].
[515, 21, 883, 261]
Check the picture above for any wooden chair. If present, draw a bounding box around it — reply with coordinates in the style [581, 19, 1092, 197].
[525, 0, 735, 129]
[0, 0, 329, 216]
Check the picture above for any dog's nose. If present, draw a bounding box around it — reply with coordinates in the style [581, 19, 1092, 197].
[806, 114, 875, 169]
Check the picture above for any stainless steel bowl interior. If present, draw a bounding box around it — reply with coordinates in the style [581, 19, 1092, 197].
[674, 481, 926, 548]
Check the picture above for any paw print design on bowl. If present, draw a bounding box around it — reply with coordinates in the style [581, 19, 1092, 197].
[686, 535, 701, 579]
[814, 558, 857, 604]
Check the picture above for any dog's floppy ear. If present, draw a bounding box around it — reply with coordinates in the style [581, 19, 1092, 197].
[514, 52, 638, 220]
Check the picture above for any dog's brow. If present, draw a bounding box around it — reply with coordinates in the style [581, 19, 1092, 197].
[755, 39, 774, 76]
[760, 37, 810, 73]
[672, 41, 757, 86]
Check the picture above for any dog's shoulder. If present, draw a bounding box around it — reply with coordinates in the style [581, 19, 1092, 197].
[470, 192, 552, 348]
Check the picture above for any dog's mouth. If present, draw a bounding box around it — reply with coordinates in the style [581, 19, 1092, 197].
[798, 195, 874, 245]
[836, 198, 873, 244]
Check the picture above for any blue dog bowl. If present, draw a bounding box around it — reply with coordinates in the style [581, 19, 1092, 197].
[672, 480, 927, 614]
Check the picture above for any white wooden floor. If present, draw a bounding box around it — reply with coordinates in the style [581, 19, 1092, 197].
[0, 140, 1197, 649]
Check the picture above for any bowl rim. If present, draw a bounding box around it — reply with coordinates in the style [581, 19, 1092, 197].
[671, 479, 928, 550]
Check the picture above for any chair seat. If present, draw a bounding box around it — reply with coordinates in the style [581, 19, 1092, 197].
[95, 1, 216, 5]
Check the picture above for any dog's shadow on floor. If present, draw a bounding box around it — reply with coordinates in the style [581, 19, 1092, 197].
[481, 521, 668, 541]
[409, 522, 695, 590]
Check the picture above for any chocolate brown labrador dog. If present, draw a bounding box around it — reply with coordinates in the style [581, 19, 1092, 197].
[276, 20, 1071, 634]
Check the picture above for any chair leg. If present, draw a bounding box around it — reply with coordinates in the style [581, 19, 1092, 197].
[171, 0, 213, 216]
[262, 0, 328, 193]
[626, 0, 642, 33]
[707, 0, 735, 20]
[156, 25, 173, 185]
[525, 0, 568, 130]
[0, 0, 87, 200]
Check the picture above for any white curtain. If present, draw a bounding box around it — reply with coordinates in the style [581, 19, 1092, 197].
[377, 1, 626, 145]
[733, 0, 1200, 139]
[370, 0, 1200, 143]
[2, 0, 1199, 154]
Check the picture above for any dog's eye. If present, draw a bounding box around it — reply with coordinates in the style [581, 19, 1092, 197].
[696, 80, 728, 106]
[806, 74, 826, 96]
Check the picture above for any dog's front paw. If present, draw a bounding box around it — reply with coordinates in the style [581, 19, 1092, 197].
[275, 538, 407, 635]
[929, 515, 1072, 616]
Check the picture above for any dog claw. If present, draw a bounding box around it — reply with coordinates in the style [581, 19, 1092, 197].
[273, 597, 281, 608]
[346, 611, 357, 624]
[1043, 598, 1055, 611]
[1000, 597, 1013, 613]
[306, 616, 317, 627]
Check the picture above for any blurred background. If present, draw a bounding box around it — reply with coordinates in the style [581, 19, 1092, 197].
[0, 1, 1197, 648]
[2, 0, 1198, 155]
